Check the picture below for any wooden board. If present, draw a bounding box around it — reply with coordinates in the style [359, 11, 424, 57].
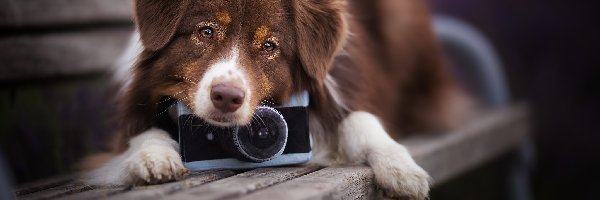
[62, 171, 237, 200]
[0, 0, 132, 29]
[0, 28, 133, 81]
[106, 170, 237, 200]
[406, 104, 530, 184]
[234, 167, 377, 200]
[13, 174, 77, 196]
[13, 105, 530, 200]
[164, 167, 320, 200]
[18, 182, 94, 200]
[0, 75, 121, 185]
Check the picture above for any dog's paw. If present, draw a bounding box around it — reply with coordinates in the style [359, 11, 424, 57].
[369, 146, 431, 200]
[124, 145, 188, 185]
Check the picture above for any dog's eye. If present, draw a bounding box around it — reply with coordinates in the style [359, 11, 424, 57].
[262, 41, 276, 51]
[198, 27, 214, 38]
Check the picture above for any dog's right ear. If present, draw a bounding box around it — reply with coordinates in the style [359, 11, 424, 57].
[294, 0, 348, 86]
[133, 0, 190, 51]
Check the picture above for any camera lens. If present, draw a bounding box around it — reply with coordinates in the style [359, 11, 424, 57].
[219, 106, 288, 162]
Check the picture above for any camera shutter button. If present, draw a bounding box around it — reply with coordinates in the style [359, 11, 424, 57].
[206, 132, 215, 141]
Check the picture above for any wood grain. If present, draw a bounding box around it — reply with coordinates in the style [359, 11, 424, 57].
[0, 28, 133, 81]
[0, 0, 132, 28]
[404, 104, 530, 184]
[18, 181, 94, 200]
[14, 105, 530, 200]
[234, 167, 376, 200]
[59, 171, 236, 200]
[60, 186, 126, 200]
[13, 173, 76, 196]
[105, 170, 237, 200]
[165, 166, 321, 200]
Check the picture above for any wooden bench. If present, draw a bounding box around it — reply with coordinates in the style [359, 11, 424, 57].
[13, 105, 529, 200]
[2, 1, 531, 199]
[0, 0, 133, 81]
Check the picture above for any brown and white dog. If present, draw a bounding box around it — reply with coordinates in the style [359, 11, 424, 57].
[87, 0, 468, 199]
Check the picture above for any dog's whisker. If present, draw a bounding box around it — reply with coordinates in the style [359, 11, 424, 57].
[253, 108, 267, 127]
[155, 98, 172, 105]
[155, 90, 187, 105]
[168, 74, 199, 86]
[251, 115, 258, 125]
[185, 114, 194, 127]
[155, 107, 170, 117]
[176, 94, 193, 103]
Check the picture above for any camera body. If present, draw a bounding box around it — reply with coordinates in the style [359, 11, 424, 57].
[172, 92, 312, 171]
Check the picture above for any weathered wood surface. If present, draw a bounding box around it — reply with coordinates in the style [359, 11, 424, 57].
[13, 174, 77, 196]
[14, 105, 529, 200]
[65, 170, 237, 200]
[163, 167, 320, 200]
[0, 0, 132, 29]
[406, 104, 530, 184]
[18, 182, 94, 200]
[0, 28, 133, 81]
[235, 167, 377, 200]
[1, 0, 135, 81]
[106, 170, 238, 200]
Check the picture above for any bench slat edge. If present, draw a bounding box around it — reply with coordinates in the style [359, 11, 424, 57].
[405, 104, 530, 184]
[0, 0, 132, 28]
[233, 167, 376, 200]
[0, 28, 133, 81]
[105, 170, 237, 200]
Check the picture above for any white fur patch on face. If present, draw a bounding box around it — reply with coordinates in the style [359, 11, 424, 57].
[193, 47, 252, 126]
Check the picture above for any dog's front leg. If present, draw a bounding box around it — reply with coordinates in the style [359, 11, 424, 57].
[338, 112, 431, 199]
[87, 128, 188, 186]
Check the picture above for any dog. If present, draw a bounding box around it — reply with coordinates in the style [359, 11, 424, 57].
[86, 0, 469, 199]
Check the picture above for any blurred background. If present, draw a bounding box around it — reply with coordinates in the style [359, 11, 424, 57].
[427, 0, 600, 200]
[0, 0, 598, 199]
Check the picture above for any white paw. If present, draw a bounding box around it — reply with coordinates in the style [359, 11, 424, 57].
[369, 146, 431, 200]
[124, 145, 188, 185]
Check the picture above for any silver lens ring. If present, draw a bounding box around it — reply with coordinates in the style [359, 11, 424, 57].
[231, 106, 288, 162]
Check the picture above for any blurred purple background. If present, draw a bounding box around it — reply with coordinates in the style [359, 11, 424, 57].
[428, 0, 600, 199]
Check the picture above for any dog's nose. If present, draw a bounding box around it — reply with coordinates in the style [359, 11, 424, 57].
[210, 84, 245, 113]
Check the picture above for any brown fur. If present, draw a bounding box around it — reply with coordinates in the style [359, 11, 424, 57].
[118, 0, 459, 148]
[80, 1, 471, 198]
[115, 0, 461, 168]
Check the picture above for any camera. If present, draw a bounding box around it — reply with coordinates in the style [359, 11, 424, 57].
[169, 92, 312, 171]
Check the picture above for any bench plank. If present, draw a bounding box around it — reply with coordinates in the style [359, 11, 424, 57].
[105, 170, 237, 200]
[405, 104, 529, 184]
[0, 0, 132, 28]
[234, 167, 376, 200]
[14, 105, 529, 199]
[61, 186, 126, 200]
[0, 28, 132, 81]
[164, 166, 320, 200]
[60, 171, 235, 200]
[18, 182, 94, 200]
[13, 174, 77, 196]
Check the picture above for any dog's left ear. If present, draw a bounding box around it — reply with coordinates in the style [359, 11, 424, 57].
[133, 0, 190, 51]
[294, 0, 348, 85]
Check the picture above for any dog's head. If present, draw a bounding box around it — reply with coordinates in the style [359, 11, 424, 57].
[130, 0, 347, 127]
